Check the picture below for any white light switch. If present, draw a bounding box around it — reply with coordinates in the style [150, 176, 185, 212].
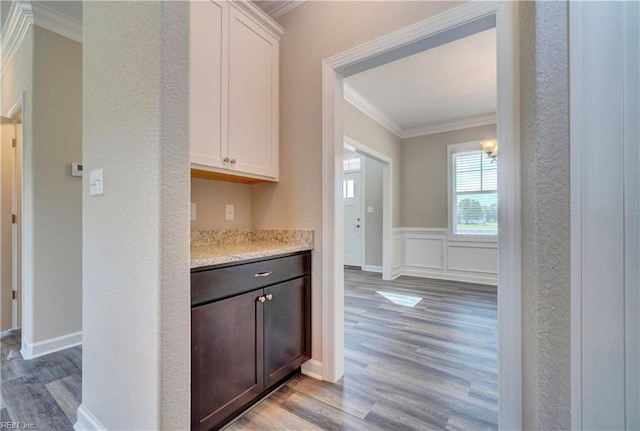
[191, 203, 196, 221]
[89, 169, 104, 196]
[225, 204, 234, 221]
[367, 206, 374, 214]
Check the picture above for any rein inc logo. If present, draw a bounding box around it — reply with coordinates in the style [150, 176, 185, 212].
[1, 423, 34, 430]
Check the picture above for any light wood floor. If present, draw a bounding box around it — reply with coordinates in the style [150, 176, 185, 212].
[0, 269, 497, 430]
[0, 330, 82, 430]
[227, 269, 498, 430]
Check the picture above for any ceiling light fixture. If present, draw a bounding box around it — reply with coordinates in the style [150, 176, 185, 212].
[480, 139, 498, 161]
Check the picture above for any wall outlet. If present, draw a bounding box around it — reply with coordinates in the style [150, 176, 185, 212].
[225, 204, 234, 221]
[191, 203, 196, 221]
[367, 206, 374, 214]
[71, 162, 83, 177]
[89, 169, 104, 196]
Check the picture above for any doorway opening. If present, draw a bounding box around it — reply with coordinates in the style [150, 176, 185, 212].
[1, 104, 23, 333]
[322, 2, 520, 429]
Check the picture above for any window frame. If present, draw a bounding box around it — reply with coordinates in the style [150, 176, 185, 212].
[447, 140, 498, 241]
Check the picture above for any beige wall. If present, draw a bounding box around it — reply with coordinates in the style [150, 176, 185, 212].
[83, 2, 190, 428]
[343, 100, 402, 227]
[251, 1, 461, 361]
[190, 178, 252, 230]
[401, 124, 497, 228]
[30, 26, 83, 344]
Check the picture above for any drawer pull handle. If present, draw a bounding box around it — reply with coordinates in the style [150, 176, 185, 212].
[257, 296, 266, 303]
[254, 271, 273, 278]
[266, 294, 273, 301]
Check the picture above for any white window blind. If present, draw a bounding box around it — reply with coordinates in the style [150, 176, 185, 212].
[452, 150, 498, 236]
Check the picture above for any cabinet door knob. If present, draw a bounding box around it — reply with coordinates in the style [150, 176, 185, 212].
[257, 296, 266, 303]
[266, 294, 273, 301]
[223, 157, 230, 163]
[254, 271, 272, 278]
[230, 158, 237, 164]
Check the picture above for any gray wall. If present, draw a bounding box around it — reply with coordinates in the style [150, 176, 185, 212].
[82, 2, 189, 428]
[401, 124, 496, 228]
[364, 157, 383, 267]
[520, 2, 571, 429]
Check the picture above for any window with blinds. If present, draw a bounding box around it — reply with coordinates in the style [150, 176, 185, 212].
[451, 148, 498, 236]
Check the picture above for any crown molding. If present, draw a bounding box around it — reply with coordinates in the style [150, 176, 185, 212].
[257, 0, 305, 19]
[400, 113, 497, 139]
[343, 83, 402, 137]
[1, 1, 34, 78]
[1, 1, 81, 78]
[234, 1, 284, 39]
[31, 1, 82, 44]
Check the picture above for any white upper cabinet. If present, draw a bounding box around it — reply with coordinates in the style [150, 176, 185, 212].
[190, 1, 283, 182]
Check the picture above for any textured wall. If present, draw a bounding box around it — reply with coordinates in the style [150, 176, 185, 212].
[401, 124, 496, 228]
[82, 2, 190, 429]
[520, 2, 571, 429]
[343, 100, 402, 227]
[251, 1, 459, 361]
[190, 178, 252, 230]
[1, 26, 33, 345]
[30, 26, 83, 344]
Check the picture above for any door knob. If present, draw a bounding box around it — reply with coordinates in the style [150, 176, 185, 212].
[230, 158, 237, 164]
[266, 294, 273, 301]
[223, 157, 230, 163]
[257, 296, 266, 303]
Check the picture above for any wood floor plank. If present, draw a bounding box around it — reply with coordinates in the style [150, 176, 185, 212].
[46, 373, 82, 424]
[225, 269, 498, 430]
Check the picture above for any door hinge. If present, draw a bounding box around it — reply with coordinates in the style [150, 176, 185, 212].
[11, 214, 16, 224]
[12, 138, 16, 148]
[12, 291, 16, 300]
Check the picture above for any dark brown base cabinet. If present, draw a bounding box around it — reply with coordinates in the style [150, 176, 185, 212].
[191, 252, 312, 431]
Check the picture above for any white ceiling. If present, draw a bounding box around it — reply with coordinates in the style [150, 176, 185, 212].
[345, 28, 497, 136]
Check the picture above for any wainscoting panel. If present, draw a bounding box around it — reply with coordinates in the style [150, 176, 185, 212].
[392, 228, 497, 285]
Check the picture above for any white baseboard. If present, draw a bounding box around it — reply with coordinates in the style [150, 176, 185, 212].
[74, 404, 106, 431]
[362, 265, 383, 273]
[301, 359, 323, 380]
[20, 331, 82, 359]
[391, 266, 403, 280]
[401, 267, 497, 286]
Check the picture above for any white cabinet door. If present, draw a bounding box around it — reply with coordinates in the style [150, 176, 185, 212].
[227, 6, 279, 180]
[190, 1, 228, 170]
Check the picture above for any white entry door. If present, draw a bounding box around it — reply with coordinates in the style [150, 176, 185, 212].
[343, 171, 362, 267]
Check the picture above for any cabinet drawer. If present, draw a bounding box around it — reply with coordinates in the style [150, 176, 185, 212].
[191, 252, 311, 306]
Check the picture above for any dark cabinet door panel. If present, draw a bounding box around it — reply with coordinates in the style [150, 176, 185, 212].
[191, 290, 264, 431]
[263, 276, 311, 387]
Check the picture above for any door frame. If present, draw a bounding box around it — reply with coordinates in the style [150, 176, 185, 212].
[344, 136, 392, 279]
[320, 2, 521, 429]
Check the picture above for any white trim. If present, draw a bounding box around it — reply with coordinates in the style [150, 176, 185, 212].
[74, 404, 107, 431]
[20, 331, 82, 360]
[301, 358, 323, 380]
[362, 265, 383, 274]
[0, 1, 34, 78]
[322, 2, 521, 428]
[256, 0, 305, 20]
[401, 267, 497, 286]
[343, 136, 393, 281]
[232, 0, 284, 39]
[0, 0, 82, 78]
[343, 83, 402, 137]
[31, 1, 82, 43]
[344, 83, 496, 139]
[401, 113, 497, 139]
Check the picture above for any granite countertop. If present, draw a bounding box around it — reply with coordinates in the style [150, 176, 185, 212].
[190, 229, 314, 269]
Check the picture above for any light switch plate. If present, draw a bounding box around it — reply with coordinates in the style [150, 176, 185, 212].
[367, 206, 374, 214]
[191, 203, 196, 221]
[225, 204, 234, 221]
[89, 169, 104, 196]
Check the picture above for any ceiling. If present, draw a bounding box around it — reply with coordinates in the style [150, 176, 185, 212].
[345, 28, 497, 137]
